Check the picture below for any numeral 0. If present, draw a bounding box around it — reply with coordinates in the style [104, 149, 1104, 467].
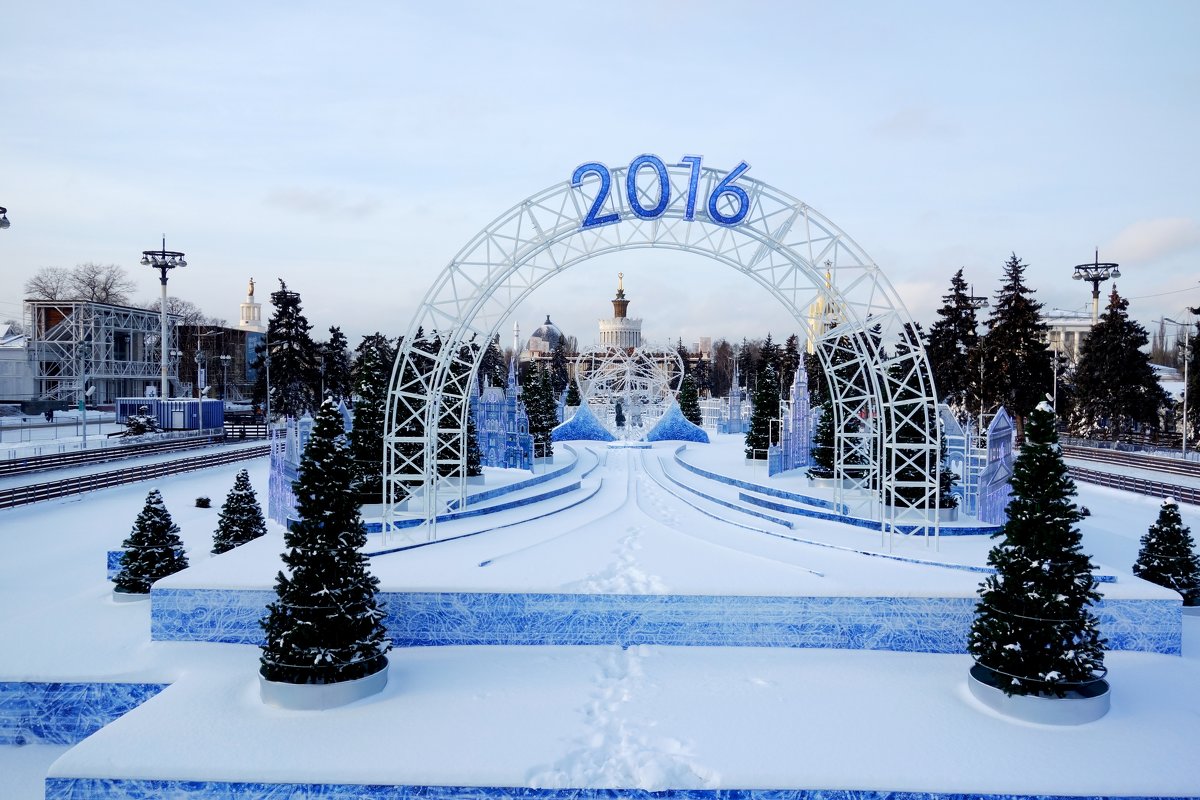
[571, 155, 751, 230]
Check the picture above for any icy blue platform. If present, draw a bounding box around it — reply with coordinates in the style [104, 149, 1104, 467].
[42, 778, 1200, 800]
[0, 681, 167, 745]
[150, 587, 1182, 655]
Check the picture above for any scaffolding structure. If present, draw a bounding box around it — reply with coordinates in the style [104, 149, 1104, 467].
[25, 300, 181, 404]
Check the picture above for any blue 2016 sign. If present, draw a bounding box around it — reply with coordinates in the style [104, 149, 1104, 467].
[571, 154, 751, 230]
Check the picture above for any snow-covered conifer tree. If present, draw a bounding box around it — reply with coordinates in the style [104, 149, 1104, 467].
[211, 469, 267, 555]
[1133, 499, 1200, 606]
[968, 402, 1105, 696]
[114, 489, 189, 593]
[678, 374, 703, 426]
[259, 399, 390, 684]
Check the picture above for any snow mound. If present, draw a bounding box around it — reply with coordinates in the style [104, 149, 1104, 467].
[644, 404, 709, 444]
[553, 402, 616, 442]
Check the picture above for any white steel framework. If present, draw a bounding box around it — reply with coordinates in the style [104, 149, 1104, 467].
[575, 343, 684, 439]
[384, 162, 940, 547]
[26, 300, 181, 404]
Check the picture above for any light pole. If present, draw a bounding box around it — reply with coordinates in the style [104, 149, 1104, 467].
[1165, 317, 1190, 456]
[967, 291, 989, 433]
[0, 206, 10, 230]
[1072, 248, 1120, 324]
[140, 237, 186, 399]
[168, 349, 183, 397]
[194, 349, 204, 398]
[219, 354, 232, 401]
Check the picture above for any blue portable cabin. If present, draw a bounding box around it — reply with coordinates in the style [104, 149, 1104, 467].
[115, 398, 224, 432]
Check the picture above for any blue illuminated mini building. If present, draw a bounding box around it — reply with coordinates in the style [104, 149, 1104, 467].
[472, 359, 534, 470]
[977, 407, 1015, 524]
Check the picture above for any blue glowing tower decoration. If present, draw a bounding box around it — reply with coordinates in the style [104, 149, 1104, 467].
[471, 358, 534, 470]
[717, 363, 749, 434]
[267, 412, 314, 526]
[977, 407, 1015, 524]
[775, 365, 813, 474]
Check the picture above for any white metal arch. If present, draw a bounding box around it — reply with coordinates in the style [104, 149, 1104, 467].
[384, 159, 940, 546]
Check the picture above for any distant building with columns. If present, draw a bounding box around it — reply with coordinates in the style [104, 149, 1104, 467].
[239, 278, 267, 334]
[599, 273, 642, 350]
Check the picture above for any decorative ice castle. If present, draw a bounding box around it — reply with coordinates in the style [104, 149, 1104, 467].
[770, 366, 814, 475]
[939, 404, 1015, 524]
[471, 358, 534, 470]
[716, 363, 749, 434]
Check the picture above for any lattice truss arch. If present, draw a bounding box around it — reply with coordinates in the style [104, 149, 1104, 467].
[575, 343, 684, 437]
[384, 161, 940, 544]
[26, 300, 179, 402]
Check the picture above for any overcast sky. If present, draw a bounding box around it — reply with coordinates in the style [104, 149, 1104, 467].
[2, 2, 1198, 351]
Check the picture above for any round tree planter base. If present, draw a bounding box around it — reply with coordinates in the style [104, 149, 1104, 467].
[111, 589, 149, 603]
[1182, 605, 1200, 617]
[260, 663, 388, 710]
[968, 664, 1110, 725]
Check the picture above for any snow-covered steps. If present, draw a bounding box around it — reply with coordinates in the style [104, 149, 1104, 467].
[737, 491, 1004, 537]
[0, 681, 166, 745]
[42, 645, 1200, 800]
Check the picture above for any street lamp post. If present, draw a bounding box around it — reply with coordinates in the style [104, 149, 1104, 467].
[168, 349, 183, 397]
[219, 355, 232, 401]
[1072, 248, 1121, 324]
[1165, 317, 1190, 456]
[140, 237, 186, 400]
[0, 206, 10, 230]
[194, 349, 204, 398]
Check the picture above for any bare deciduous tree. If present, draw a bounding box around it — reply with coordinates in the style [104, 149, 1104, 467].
[143, 296, 223, 328]
[24, 263, 136, 305]
[24, 267, 73, 300]
[71, 262, 136, 304]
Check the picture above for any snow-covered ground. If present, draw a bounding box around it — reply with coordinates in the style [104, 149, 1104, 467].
[2, 435, 1199, 797]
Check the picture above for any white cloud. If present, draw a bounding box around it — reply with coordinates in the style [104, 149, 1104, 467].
[1106, 217, 1200, 263]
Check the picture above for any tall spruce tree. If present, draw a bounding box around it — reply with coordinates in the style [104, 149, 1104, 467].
[1071, 287, 1165, 439]
[212, 469, 268, 554]
[926, 268, 980, 410]
[678, 374, 703, 426]
[252, 281, 321, 418]
[781, 334, 802, 392]
[260, 399, 390, 685]
[1133, 499, 1200, 606]
[550, 336, 571, 396]
[320, 326, 353, 403]
[745, 362, 781, 460]
[968, 402, 1105, 697]
[983, 254, 1052, 438]
[808, 399, 836, 479]
[522, 365, 556, 458]
[1186, 316, 1200, 444]
[114, 489, 189, 594]
[350, 333, 391, 502]
[479, 334, 507, 389]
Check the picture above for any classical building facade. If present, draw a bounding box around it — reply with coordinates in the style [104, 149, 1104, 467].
[598, 273, 642, 350]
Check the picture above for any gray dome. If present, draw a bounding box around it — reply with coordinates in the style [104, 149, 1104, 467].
[529, 315, 564, 350]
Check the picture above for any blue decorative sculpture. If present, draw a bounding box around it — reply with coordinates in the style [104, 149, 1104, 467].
[716, 362, 749, 434]
[644, 402, 709, 443]
[553, 400, 617, 442]
[977, 407, 1015, 524]
[268, 412, 314, 526]
[773, 366, 813, 475]
[471, 359, 534, 470]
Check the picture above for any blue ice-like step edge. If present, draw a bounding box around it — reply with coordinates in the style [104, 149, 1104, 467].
[0, 681, 167, 745]
[106, 548, 187, 581]
[737, 492, 1004, 539]
[150, 586, 1179, 655]
[359, 447, 580, 532]
[673, 445, 845, 513]
[43, 780, 1200, 800]
[653, 457, 796, 530]
[365, 478, 602, 558]
[447, 445, 579, 511]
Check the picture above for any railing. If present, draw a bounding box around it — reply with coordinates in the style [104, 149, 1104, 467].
[1067, 465, 1200, 506]
[1062, 445, 1200, 479]
[0, 445, 270, 509]
[0, 434, 229, 478]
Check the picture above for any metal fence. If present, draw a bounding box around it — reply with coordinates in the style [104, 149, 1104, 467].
[0, 445, 269, 509]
